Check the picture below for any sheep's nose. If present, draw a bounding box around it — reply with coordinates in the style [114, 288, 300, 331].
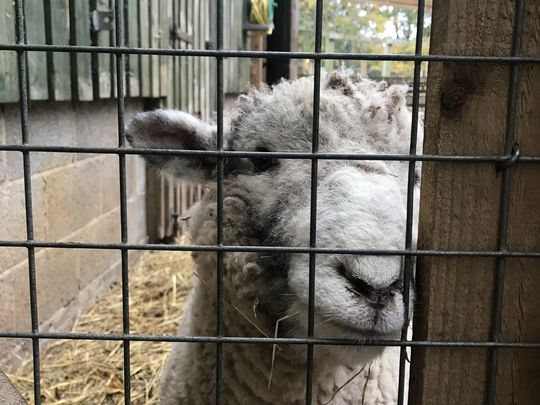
[338, 264, 398, 309]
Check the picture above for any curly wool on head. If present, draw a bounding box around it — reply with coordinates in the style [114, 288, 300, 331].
[126, 69, 422, 405]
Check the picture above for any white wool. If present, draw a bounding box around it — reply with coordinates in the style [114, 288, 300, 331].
[126, 70, 422, 404]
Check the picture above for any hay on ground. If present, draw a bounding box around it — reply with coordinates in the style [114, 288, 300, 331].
[9, 238, 195, 404]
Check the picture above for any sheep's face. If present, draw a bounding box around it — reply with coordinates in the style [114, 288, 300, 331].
[126, 71, 415, 341]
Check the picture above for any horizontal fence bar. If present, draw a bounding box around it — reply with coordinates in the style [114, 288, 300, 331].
[0, 239, 539, 257]
[1, 43, 540, 64]
[0, 331, 539, 349]
[1, 144, 539, 163]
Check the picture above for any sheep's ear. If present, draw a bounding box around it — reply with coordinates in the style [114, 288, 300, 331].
[126, 109, 217, 183]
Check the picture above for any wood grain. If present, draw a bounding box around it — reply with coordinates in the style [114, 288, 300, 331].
[410, 1, 540, 404]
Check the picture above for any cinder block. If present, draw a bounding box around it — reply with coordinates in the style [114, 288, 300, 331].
[2, 100, 144, 180]
[70, 205, 121, 244]
[35, 248, 81, 324]
[100, 155, 121, 215]
[0, 109, 6, 184]
[126, 155, 146, 199]
[4, 103, 77, 180]
[0, 263, 31, 332]
[127, 194, 147, 243]
[0, 339, 31, 373]
[0, 180, 26, 242]
[74, 100, 118, 149]
[78, 248, 120, 290]
[0, 178, 48, 272]
[73, 99, 143, 153]
[35, 157, 104, 241]
[76, 210, 122, 286]
[0, 248, 27, 279]
[67, 258, 124, 334]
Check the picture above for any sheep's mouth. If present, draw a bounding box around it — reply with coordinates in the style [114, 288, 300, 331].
[317, 314, 402, 340]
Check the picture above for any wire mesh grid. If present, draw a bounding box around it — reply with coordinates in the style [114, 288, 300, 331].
[0, 0, 539, 404]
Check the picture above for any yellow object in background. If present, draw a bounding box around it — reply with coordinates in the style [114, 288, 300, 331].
[249, 0, 274, 34]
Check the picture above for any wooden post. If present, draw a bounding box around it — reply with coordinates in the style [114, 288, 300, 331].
[409, 1, 540, 404]
[250, 32, 266, 89]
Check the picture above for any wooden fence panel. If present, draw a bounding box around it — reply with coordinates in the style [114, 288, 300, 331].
[171, 0, 180, 109]
[193, 0, 200, 115]
[126, 0, 141, 98]
[186, 0, 194, 113]
[139, 0, 151, 97]
[70, 0, 93, 101]
[200, 0, 208, 120]
[94, 0, 112, 98]
[150, 0, 160, 98]
[0, 0, 248, 105]
[26, 0, 48, 100]
[0, 2, 17, 103]
[45, 0, 71, 100]
[179, 0, 188, 110]
[160, 0, 171, 97]
[409, 1, 540, 404]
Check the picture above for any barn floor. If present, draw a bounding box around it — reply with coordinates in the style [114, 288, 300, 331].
[8, 238, 195, 404]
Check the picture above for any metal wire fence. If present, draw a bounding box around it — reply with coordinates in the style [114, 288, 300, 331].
[0, 0, 539, 404]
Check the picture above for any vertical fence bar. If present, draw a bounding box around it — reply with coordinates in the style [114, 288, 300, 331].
[398, 2, 425, 404]
[114, 0, 131, 403]
[305, 0, 323, 403]
[14, 0, 41, 403]
[485, 1, 525, 404]
[215, 0, 225, 403]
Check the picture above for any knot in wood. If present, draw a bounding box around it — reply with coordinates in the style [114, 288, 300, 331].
[441, 85, 468, 110]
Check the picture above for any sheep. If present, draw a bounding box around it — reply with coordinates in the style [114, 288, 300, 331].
[126, 70, 420, 405]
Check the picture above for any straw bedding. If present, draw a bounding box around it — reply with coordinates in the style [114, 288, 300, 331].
[9, 238, 195, 404]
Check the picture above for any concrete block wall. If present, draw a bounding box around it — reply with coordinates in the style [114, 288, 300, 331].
[0, 99, 147, 372]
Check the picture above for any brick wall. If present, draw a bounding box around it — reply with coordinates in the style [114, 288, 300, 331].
[0, 99, 147, 371]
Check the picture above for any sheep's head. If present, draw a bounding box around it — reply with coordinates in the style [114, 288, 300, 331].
[126, 71, 415, 342]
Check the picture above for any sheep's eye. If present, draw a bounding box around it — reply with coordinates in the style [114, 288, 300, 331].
[250, 148, 276, 173]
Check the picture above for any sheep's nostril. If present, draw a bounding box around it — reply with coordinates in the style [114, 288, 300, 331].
[366, 293, 393, 310]
[368, 300, 386, 310]
[338, 264, 375, 297]
[338, 263, 397, 309]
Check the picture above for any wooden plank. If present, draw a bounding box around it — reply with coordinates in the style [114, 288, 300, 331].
[26, 0, 48, 100]
[0, 1, 17, 103]
[192, 0, 200, 115]
[150, 0, 160, 97]
[409, 1, 540, 404]
[230, 0, 235, 92]
[250, 33, 265, 90]
[96, 0, 112, 98]
[199, 0, 207, 119]
[180, 0, 188, 109]
[186, 0, 193, 112]
[206, 0, 212, 118]
[159, 0, 170, 97]
[139, 0, 151, 97]
[145, 166, 165, 242]
[223, 1, 230, 93]
[236, 0, 243, 91]
[126, 0, 141, 97]
[45, 0, 71, 100]
[70, 0, 93, 101]
[496, 3, 540, 403]
[168, 0, 177, 108]
[171, 0, 179, 108]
